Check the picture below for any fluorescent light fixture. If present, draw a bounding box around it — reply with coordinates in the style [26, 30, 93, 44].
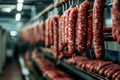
[17, 3, 23, 11]
[17, 0, 24, 3]
[1, 8, 12, 13]
[15, 13, 21, 21]
[10, 31, 18, 36]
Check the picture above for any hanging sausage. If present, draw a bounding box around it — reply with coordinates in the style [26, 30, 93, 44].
[93, 0, 105, 59]
[112, 0, 120, 43]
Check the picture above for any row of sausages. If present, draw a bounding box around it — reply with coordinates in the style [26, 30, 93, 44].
[43, 1, 94, 59]
[21, 23, 45, 45]
[31, 49, 74, 80]
[21, 0, 120, 60]
[68, 56, 120, 80]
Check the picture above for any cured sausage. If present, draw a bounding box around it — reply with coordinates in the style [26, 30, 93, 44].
[61, 15, 65, 46]
[64, 8, 72, 46]
[45, 18, 50, 48]
[112, 71, 120, 80]
[93, 0, 105, 59]
[49, 18, 54, 45]
[112, 0, 120, 42]
[53, 15, 60, 58]
[40, 23, 45, 42]
[77, 1, 93, 54]
[87, 7, 93, 49]
[68, 7, 78, 56]
[58, 16, 63, 59]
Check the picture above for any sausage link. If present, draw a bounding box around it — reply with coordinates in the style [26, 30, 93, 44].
[61, 15, 65, 46]
[112, 71, 120, 80]
[53, 15, 60, 58]
[93, 0, 105, 59]
[64, 8, 72, 46]
[41, 23, 45, 41]
[58, 16, 63, 59]
[112, 0, 120, 42]
[49, 18, 54, 45]
[68, 7, 78, 56]
[77, 1, 93, 54]
[87, 7, 93, 48]
[45, 19, 50, 48]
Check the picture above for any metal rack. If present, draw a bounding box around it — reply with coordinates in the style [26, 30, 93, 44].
[38, 47, 109, 80]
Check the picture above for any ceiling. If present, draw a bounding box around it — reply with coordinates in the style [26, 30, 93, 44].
[0, 0, 53, 31]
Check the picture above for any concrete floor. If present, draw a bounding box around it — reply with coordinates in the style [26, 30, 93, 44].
[0, 60, 22, 80]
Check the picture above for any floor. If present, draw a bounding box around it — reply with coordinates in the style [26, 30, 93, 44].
[0, 60, 22, 80]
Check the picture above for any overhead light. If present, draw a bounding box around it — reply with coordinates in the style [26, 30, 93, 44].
[17, 0, 24, 3]
[15, 13, 21, 21]
[1, 8, 12, 13]
[17, 3, 23, 11]
[10, 31, 18, 36]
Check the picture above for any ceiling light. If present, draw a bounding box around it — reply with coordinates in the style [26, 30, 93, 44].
[17, 3, 23, 11]
[17, 0, 24, 3]
[1, 8, 12, 13]
[10, 31, 18, 36]
[15, 13, 21, 21]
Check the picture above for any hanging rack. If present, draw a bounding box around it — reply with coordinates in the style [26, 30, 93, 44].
[23, 0, 113, 28]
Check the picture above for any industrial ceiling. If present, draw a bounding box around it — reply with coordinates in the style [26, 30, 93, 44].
[0, 0, 53, 31]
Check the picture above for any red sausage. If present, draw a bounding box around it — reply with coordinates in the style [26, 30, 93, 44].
[61, 15, 65, 47]
[45, 19, 50, 48]
[87, 6, 93, 49]
[49, 18, 54, 45]
[58, 16, 63, 59]
[77, 1, 93, 54]
[64, 8, 72, 46]
[53, 15, 60, 58]
[93, 0, 105, 59]
[112, 0, 120, 43]
[68, 7, 78, 56]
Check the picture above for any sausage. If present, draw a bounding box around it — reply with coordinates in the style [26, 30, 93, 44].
[112, 0, 120, 42]
[49, 18, 54, 45]
[115, 74, 120, 80]
[95, 61, 113, 72]
[98, 64, 113, 75]
[40, 23, 45, 41]
[93, 0, 105, 59]
[104, 64, 118, 76]
[106, 67, 120, 78]
[87, 3, 93, 49]
[58, 16, 63, 59]
[77, 1, 92, 54]
[68, 7, 78, 56]
[45, 18, 50, 48]
[61, 15, 65, 46]
[64, 8, 72, 46]
[53, 15, 60, 58]
[112, 71, 120, 80]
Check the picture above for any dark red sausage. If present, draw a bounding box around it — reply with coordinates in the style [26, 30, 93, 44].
[58, 16, 63, 59]
[49, 18, 54, 45]
[64, 8, 72, 46]
[77, 1, 92, 54]
[53, 15, 60, 58]
[93, 0, 105, 59]
[41, 23, 45, 41]
[45, 18, 50, 48]
[87, 3, 93, 49]
[68, 7, 78, 56]
[61, 15, 65, 46]
[112, 71, 120, 80]
[112, 0, 120, 42]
